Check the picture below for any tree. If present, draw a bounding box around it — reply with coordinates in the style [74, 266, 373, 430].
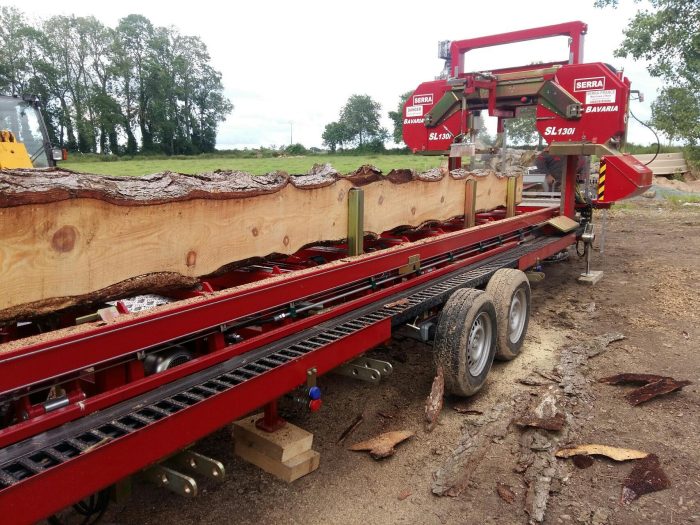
[331, 94, 388, 148]
[595, 0, 698, 87]
[0, 7, 34, 97]
[505, 108, 539, 146]
[1, 8, 232, 155]
[322, 121, 351, 152]
[388, 91, 413, 144]
[595, 0, 699, 145]
[651, 87, 700, 145]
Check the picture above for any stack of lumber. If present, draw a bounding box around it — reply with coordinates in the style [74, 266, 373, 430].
[633, 152, 688, 177]
[0, 164, 522, 321]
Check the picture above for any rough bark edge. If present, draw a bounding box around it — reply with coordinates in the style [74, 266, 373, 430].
[0, 163, 522, 208]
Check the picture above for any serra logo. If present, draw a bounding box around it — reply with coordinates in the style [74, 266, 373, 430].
[413, 94, 433, 105]
[574, 77, 605, 91]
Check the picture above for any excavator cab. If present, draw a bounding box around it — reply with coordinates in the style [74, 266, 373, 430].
[0, 95, 62, 169]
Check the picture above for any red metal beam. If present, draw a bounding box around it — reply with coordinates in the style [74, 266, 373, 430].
[0, 240, 522, 448]
[0, 320, 392, 524]
[517, 233, 576, 270]
[450, 21, 587, 76]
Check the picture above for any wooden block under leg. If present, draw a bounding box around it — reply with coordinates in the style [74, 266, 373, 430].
[235, 441, 320, 483]
[232, 414, 313, 462]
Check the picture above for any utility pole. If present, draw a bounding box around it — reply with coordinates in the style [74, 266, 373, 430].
[290, 121, 293, 145]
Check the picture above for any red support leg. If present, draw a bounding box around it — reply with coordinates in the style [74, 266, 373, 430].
[255, 400, 286, 432]
[562, 155, 578, 218]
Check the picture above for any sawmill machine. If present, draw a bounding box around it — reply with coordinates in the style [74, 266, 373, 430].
[402, 20, 652, 215]
[0, 94, 64, 169]
[0, 22, 651, 524]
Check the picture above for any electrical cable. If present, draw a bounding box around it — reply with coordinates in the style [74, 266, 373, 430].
[629, 108, 661, 166]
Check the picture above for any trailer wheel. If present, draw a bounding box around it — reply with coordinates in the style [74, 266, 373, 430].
[486, 269, 531, 361]
[434, 288, 497, 397]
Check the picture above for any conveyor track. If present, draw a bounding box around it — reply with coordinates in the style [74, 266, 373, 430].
[0, 235, 561, 490]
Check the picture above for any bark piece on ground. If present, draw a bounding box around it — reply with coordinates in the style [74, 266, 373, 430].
[514, 387, 566, 432]
[349, 430, 414, 459]
[585, 333, 626, 358]
[621, 454, 671, 504]
[431, 402, 510, 497]
[555, 444, 649, 461]
[626, 377, 692, 406]
[519, 388, 567, 523]
[452, 402, 483, 415]
[337, 413, 364, 444]
[599, 373, 691, 405]
[425, 366, 444, 431]
[513, 412, 566, 432]
[598, 373, 669, 385]
[557, 332, 625, 399]
[496, 483, 516, 504]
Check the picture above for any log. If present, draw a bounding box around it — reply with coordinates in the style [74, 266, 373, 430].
[0, 164, 522, 321]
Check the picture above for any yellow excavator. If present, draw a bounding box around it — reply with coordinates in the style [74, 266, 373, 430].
[0, 94, 64, 169]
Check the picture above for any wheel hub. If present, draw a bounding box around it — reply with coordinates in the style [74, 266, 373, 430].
[467, 311, 492, 376]
[508, 288, 527, 344]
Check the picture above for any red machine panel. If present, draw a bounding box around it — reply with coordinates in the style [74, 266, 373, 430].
[403, 81, 462, 152]
[536, 62, 630, 145]
[596, 153, 653, 203]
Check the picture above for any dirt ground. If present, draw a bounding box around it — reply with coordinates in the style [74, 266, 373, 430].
[96, 199, 699, 525]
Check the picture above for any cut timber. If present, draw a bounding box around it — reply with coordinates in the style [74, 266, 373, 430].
[233, 415, 319, 482]
[233, 415, 313, 462]
[0, 164, 522, 321]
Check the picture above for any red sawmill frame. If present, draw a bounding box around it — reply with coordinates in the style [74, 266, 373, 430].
[0, 206, 559, 399]
[448, 20, 587, 77]
[0, 204, 577, 523]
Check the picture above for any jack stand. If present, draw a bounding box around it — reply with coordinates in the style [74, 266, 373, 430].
[578, 222, 603, 285]
[255, 400, 286, 433]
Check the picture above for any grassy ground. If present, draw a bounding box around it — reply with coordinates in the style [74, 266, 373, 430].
[62, 155, 443, 177]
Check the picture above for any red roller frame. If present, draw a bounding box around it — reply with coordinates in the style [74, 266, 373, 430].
[0, 227, 577, 524]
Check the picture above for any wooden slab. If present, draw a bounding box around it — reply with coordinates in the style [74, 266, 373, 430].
[233, 415, 313, 462]
[235, 441, 320, 483]
[0, 165, 522, 321]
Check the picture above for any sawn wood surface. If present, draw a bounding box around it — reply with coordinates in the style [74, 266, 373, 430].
[0, 164, 522, 321]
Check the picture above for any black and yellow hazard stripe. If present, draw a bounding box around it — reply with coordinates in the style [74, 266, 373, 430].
[597, 162, 606, 201]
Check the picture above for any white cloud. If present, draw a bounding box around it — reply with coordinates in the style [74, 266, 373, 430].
[21, 0, 661, 146]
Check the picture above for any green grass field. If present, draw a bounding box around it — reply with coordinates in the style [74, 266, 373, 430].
[62, 155, 443, 177]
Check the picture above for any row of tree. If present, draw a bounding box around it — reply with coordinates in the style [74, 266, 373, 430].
[0, 8, 232, 155]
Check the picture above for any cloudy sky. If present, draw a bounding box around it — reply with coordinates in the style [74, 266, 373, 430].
[22, 0, 661, 148]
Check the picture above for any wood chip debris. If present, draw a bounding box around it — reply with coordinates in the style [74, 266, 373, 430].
[598, 373, 691, 405]
[599, 373, 670, 385]
[349, 430, 414, 459]
[337, 413, 364, 444]
[425, 366, 445, 431]
[452, 403, 483, 415]
[397, 489, 412, 501]
[555, 444, 649, 462]
[621, 454, 671, 504]
[383, 298, 410, 309]
[513, 412, 566, 432]
[496, 483, 516, 504]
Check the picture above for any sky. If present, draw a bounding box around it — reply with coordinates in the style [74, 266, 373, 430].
[20, 0, 662, 148]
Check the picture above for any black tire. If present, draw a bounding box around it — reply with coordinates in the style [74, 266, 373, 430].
[485, 269, 531, 361]
[434, 288, 497, 397]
